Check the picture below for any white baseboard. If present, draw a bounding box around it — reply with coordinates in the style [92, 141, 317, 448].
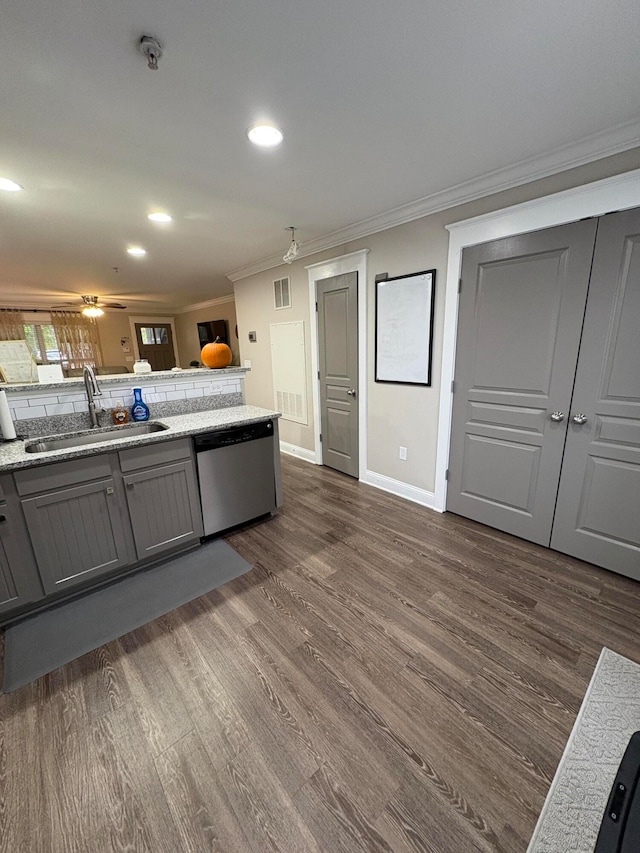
[361, 469, 440, 511]
[279, 441, 318, 464]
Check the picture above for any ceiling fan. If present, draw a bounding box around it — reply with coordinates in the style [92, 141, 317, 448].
[52, 295, 127, 317]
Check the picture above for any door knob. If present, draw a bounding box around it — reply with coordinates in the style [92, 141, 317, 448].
[572, 413, 588, 425]
[347, 389, 356, 397]
[550, 411, 565, 422]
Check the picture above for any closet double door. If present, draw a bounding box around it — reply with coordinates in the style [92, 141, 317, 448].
[447, 208, 640, 579]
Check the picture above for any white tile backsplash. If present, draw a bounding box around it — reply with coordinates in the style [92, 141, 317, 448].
[57, 393, 87, 404]
[45, 403, 76, 416]
[5, 373, 242, 424]
[15, 406, 46, 419]
[29, 395, 59, 407]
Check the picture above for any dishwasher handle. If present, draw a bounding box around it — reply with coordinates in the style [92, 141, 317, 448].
[193, 419, 273, 450]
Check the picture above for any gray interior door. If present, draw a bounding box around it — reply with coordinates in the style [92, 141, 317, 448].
[317, 272, 359, 478]
[447, 220, 598, 545]
[551, 209, 640, 577]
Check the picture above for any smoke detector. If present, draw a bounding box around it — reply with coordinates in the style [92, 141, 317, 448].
[139, 36, 163, 70]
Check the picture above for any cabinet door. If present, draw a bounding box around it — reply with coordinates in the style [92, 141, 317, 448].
[0, 476, 44, 618]
[0, 506, 44, 616]
[0, 537, 20, 614]
[123, 460, 203, 561]
[21, 479, 131, 594]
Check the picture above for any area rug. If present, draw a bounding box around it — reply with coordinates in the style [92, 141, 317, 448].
[528, 647, 640, 852]
[2, 539, 253, 693]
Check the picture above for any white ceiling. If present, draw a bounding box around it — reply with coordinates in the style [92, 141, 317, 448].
[1, 0, 640, 311]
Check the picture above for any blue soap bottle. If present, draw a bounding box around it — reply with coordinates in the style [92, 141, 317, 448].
[131, 387, 150, 422]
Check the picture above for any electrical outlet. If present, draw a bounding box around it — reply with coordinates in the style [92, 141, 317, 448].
[399, 446, 407, 461]
[243, 359, 252, 369]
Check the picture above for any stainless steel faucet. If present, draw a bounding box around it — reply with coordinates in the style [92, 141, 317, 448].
[83, 365, 102, 428]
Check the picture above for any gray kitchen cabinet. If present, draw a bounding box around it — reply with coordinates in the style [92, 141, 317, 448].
[0, 475, 44, 615]
[8, 435, 207, 614]
[21, 476, 132, 595]
[123, 458, 203, 561]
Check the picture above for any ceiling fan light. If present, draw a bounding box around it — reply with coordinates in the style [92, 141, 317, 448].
[247, 124, 283, 148]
[0, 177, 23, 192]
[127, 246, 147, 257]
[148, 212, 172, 222]
[82, 305, 104, 318]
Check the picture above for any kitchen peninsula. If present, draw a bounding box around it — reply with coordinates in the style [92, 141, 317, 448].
[0, 367, 281, 625]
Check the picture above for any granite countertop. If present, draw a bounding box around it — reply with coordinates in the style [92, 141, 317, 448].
[0, 366, 248, 394]
[0, 405, 280, 471]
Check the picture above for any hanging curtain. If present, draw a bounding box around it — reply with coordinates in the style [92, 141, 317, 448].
[0, 310, 25, 341]
[50, 311, 103, 370]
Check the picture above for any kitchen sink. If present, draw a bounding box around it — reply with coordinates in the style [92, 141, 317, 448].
[24, 421, 169, 453]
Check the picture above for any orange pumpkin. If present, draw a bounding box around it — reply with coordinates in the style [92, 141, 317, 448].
[201, 337, 232, 369]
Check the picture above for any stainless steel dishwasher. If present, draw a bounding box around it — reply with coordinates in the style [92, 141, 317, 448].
[194, 419, 276, 536]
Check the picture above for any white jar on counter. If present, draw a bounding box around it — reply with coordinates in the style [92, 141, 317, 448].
[133, 359, 152, 374]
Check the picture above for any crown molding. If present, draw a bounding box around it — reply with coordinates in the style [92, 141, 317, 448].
[227, 118, 640, 282]
[176, 294, 236, 314]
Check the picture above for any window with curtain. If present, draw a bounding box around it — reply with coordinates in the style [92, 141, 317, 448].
[0, 310, 26, 343]
[0, 309, 103, 371]
[50, 311, 103, 370]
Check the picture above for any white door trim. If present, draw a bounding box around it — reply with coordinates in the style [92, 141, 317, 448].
[306, 249, 369, 477]
[435, 166, 640, 512]
[128, 315, 180, 368]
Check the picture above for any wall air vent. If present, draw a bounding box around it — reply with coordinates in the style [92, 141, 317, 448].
[270, 321, 308, 425]
[273, 277, 291, 310]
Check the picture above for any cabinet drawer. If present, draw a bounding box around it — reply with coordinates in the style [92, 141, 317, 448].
[119, 437, 192, 472]
[15, 454, 114, 496]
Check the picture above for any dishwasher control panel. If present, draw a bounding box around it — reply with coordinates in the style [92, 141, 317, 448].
[193, 419, 273, 450]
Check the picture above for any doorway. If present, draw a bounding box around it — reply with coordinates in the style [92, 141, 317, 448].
[317, 272, 359, 477]
[437, 167, 640, 513]
[134, 323, 176, 371]
[447, 208, 640, 579]
[307, 250, 368, 478]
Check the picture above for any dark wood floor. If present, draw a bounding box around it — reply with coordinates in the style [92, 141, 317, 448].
[2, 455, 640, 852]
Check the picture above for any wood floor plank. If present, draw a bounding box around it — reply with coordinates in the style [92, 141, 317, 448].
[181, 595, 322, 796]
[243, 620, 405, 820]
[149, 608, 253, 769]
[375, 775, 495, 853]
[154, 729, 252, 852]
[294, 763, 396, 853]
[116, 622, 195, 756]
[65, 639, 130, 723]
[221, 741, 323, 853]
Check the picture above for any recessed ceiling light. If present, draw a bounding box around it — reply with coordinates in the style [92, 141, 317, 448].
[148, 212, 172, 222]
[127, 246, 147, 257]
[0, 177, 23, 192]
[247, 124, 283, 148]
